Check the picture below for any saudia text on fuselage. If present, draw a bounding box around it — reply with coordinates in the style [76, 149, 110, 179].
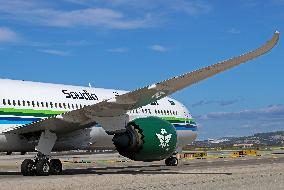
[62, 90, 99, 101]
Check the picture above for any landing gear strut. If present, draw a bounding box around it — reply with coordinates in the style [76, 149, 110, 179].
[165, 156, 178, 166]
[21, 130, 62, 176]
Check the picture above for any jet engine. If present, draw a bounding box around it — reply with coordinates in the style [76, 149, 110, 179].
[112, 117, 177, 161]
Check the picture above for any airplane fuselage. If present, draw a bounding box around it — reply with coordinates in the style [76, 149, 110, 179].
[0, 79, 197, 153]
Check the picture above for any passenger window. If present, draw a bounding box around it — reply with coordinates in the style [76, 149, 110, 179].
[32, 101, 35, 107]
[22, 100, 26, 106]
[3, 99, 6, 105]
[41, 102, 44, 107]
[37, 102, 40, 107]
[71, 104, 74, 109]
[59, 103, 62, 108]
[50, 102, 53, 108]
[55, 103, 57, 108]
[27, 101, 30, 106]
[46, 102, 49, 108]
[18, 100, 21, 106]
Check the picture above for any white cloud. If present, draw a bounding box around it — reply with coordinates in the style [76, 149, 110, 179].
[74, 0, 212, 16]
[196, 104, 284, 139]
[0, 1, 211, 29]
[228, 28, 241, 34]
[0, 27, 19, 43]
[172, 0, 211, 15]
[38, 49, 72, 56]
[63, 0, 90, 5]
[197, 104, 284, 120]
[192, 98, 244, 107]
[107, 47, 128, 53]
[39, 8, 151, 29]
[63, 40, 93, 46]
[0, 1, 155, 29]
[150, 44, 169, 52]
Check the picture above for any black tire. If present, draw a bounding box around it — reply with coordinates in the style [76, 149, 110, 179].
[50, 159, 62, 175]
[21, 159, 35, 176]
[21, 151, 26, 155]
[35, 159, 50, 176]
[165, 157, 178, 166]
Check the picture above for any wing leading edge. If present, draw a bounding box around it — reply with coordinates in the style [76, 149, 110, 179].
[5, 31, 280, 134]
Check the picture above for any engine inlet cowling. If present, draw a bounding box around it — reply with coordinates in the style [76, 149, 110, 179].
[112, 117, 177, 162]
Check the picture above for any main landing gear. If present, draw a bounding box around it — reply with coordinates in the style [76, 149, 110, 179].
[21, 155, 62, 176]
[165, 156, 178, 166]
[21, 130, 62, 176]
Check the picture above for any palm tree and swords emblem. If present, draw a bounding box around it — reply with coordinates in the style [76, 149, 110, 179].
[156, 128, 172, 150]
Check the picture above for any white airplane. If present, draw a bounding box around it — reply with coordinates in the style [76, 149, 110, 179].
[0, 31, 279, 176]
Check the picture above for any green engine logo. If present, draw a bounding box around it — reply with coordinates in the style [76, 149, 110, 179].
[156, 129, 172, 150]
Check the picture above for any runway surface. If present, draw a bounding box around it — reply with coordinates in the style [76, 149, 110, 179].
[0, 153, 283, 190]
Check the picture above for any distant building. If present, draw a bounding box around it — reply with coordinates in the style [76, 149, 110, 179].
[233, 144, 254, 148]
[208, 138, 230, 144]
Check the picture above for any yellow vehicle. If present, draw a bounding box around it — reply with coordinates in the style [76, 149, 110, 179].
[231, 150, 257, 157]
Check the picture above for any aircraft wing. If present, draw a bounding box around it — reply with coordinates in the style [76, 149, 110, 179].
[5, 31, 279, 135]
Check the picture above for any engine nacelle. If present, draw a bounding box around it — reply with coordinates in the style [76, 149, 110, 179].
[112, 117, 177, 161]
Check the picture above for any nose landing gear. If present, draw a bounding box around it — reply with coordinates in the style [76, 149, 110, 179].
[165, 156, 178, 166]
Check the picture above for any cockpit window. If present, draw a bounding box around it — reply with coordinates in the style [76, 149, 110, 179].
[150, 101, 159, 105]
[168, 100, 175, 105]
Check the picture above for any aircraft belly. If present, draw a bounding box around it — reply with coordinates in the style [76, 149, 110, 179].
[0, 133, 33, 152]
[89, 127, 115, 149]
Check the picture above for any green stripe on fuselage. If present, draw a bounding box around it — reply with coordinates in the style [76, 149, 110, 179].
[0, 108, 65, 118]
[161, 117, 193, 124]
[0, 108, 195, 125]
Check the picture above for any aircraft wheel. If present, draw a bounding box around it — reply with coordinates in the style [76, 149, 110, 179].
[35, 159, 50, 176]
[165, 156, 178, 166]
[50, 159, 62, 175]
[21, 159, 35, 176]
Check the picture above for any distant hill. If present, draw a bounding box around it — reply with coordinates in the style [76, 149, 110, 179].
[192, 131, 284, 148]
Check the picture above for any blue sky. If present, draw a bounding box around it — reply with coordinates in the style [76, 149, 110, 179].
[0, 0, 283, 140]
